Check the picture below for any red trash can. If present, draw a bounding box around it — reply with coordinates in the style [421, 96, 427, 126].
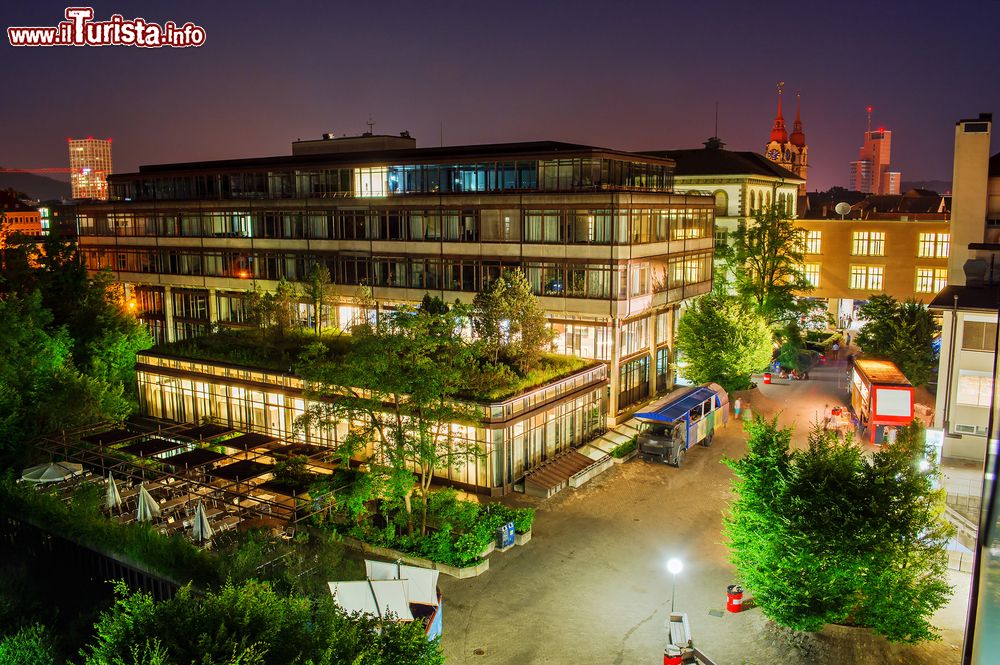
[726, 584, 744, 613]
[763, 373, 772, 385]
[664, 645, 682, 665]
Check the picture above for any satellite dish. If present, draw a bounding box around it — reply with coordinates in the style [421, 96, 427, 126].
[834, 202, 851, 218]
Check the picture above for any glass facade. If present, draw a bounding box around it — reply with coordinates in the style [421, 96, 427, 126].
[136, 354, 607, 493]
[109, 155, 675, 202]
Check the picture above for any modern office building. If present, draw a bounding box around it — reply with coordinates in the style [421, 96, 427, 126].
[849, 112, 901, 195]
[68, 137, 113, 200]
[930, 114, 997, 463]
[76, 135, 716, 420]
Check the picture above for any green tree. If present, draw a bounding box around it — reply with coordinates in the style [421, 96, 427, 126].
[720, 203, 812, 325]
[298, 304, 481, 535]
[0, 624, 57, 665]
[724, 418, 953, 642]
[303, 263, 335, 335]
[674, 292, 773, 392]
[82, 580, 442, 665]
[856, 295, 939, 386]
[0, 292, 131, 467]
[471, 269, 553, 372]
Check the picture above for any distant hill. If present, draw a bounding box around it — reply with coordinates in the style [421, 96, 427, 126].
[901, 180, 951, 195]
[0, 172, 72, 201]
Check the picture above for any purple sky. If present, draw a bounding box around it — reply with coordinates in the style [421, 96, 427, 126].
[4, 0, 998, 191]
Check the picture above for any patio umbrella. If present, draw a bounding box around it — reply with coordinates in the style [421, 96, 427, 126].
[136, 485, 161, 522]
[21, 461, 83, 483]
[191, 499, 214, 542]
[105, 473, 122, 510]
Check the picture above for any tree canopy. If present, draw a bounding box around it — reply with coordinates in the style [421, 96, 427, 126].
[720, 203, 813, 325]
[81, 580, 442, 665]
[674, 292, 774, 392]
[724, 417, 953, 643]
[471, 269, 553, 372]
[856, 295, 939, 386]
[297, 302, 481, 535]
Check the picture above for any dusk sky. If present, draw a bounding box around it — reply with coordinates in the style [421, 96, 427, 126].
[4, 0, 998, 191]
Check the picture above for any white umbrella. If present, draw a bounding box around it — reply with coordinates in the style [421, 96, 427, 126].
[21, 462, 83, 483]
[191, 499, 214, 542]
[105, 473, 122, 510]
[136, 485, 161, 522]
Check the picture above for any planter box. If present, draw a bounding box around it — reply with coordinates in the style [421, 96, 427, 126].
[479, 541, 496, 558]
[340, 535, 490, 579]
[612, 449, 638, 464]
[515, 529, 532, 546]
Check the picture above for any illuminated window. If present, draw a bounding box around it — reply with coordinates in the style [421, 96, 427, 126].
[849, 265, 884, 291]
[353, 167, 389, 197]
[917, 233, 950, 258]
[852, 231, 885, 256]
[957, 371, 993, 407]
[915, 268, 947, 294]
[803, 264, 820, 288]
[804, 230, 821, 254]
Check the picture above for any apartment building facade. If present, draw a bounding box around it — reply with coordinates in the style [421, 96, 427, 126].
[76, 136, 715, 418]
[797, 217, 952, 321]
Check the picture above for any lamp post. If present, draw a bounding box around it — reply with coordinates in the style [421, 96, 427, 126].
[667, 558, 683, 613]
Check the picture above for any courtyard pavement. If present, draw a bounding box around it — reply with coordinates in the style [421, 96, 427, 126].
[438, 358, 971, 664]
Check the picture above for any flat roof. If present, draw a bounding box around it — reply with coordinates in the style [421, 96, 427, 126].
[119, 141, 676, 178]
[635, 386, 717, 423]
[119, 437, 186, 457]
[928, 285, 1000, 312]
[210, 459, 274, 482]
[223, 432, 278, 451]
[175, 423, 233, 440]
[163, 448, 228, 469]
[854, 359, 912, 386]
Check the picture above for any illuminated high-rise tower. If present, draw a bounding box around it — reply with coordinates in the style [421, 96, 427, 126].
[68, 137, 113, 200]
[849, 108, 900, 194]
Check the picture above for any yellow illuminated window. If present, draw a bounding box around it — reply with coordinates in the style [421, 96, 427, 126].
[917, 233, 950, 258]
[915, 268, 947, 293]
[852, 231, 885, 256]
[803, 264, 820, 288]
[850, 265, 884, 290]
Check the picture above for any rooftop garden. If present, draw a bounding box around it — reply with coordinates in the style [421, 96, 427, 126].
[149, 327, 593, 402]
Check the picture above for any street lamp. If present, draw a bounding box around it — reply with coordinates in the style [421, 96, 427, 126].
[667, 558, 683, 613]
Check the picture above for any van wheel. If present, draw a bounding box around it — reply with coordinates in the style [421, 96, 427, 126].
[702, 432, 714, 447]
[675, 448, 685, 468]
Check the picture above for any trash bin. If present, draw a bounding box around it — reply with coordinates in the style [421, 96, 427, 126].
[663, 645, 683, 665]
[726, 584, 744, 613]
[497, 521, 515, 548]
[763, 373, 772, 385]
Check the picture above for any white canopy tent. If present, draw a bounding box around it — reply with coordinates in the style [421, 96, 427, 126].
[328, 580, 415, 621]
[21, 462, 83, 483]
[365, 560, 440, 607]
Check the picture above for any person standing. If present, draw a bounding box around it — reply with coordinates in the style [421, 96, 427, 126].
[831, 341, 840, 361]
[734, 398, 742, 419]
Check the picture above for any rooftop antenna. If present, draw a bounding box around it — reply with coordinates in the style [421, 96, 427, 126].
[866, 106, 873, 135]
[366, 114, 375, 134]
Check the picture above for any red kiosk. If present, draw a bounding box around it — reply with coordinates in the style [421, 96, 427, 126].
[849, 358, 914, 444]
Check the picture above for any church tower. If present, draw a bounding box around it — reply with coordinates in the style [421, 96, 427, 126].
[764, 82, 808, 194]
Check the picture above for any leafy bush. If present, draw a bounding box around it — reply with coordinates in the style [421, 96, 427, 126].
[610, 437, 637, 459]
[0, 624, 57, 665]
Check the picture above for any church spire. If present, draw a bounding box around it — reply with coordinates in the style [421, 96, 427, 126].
[769, 81, 788, 143]
[790, 91, 806, 147]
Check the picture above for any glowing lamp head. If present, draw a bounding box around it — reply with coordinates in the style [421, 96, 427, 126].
[127, 301, 137, 310]
[667, 558, 683, 576]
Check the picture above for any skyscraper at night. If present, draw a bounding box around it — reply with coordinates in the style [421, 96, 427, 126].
[849, 110, 900, 194]
[68, 137, 113, 200]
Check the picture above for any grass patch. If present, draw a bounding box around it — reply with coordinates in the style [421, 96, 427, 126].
[610, 436, 637, 459]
